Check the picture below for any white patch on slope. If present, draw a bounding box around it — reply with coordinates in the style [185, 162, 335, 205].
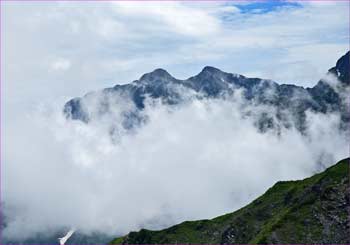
[58, 229, 75, 245]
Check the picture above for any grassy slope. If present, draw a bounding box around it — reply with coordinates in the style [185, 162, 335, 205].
[110, 158, 350, 244]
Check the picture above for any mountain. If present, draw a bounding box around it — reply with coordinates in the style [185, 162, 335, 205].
[328, 51, 350, 85]
[110, 158, 350, 244]
[64, 51, 350, 133]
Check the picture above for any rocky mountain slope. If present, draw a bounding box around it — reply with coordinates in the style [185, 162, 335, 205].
[110, 158, 350, 244]
[64, 52, 349, 133]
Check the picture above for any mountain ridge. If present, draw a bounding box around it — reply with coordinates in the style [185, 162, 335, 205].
[63, 51, 350, 133]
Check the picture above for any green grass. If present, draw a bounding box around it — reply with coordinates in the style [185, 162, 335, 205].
[110, 158, 349, 244]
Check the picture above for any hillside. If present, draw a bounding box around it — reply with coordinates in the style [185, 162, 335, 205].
[111, 158, 350, 244]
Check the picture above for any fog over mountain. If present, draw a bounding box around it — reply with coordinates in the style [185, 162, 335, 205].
[64, 52, 350, 134]
[1, 52, 349, 244]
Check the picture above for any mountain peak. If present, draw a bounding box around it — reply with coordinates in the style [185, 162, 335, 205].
[64, 52, 349, 132]
[328, 51, 349, 85]
[139, 68, 175, 82]
[201, 66, 223, 74]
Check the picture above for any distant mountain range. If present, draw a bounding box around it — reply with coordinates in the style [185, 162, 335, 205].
[110, 157, 350, 244]
[64, 51, 349, 133]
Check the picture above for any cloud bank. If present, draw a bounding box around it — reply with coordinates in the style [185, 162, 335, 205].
[2, 92, 348, 240]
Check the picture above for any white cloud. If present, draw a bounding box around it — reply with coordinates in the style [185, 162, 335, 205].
[2, 94, 348, 240]
[110, 2, 221, 38]
[51, 58, 71, 71]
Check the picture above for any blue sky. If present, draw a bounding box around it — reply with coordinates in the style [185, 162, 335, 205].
[234, 0, 301, 14]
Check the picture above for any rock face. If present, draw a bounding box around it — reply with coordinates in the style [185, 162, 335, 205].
[110, 158, 350, 244]
[328, 51, 350, 85]
[64, 52, 350, 133]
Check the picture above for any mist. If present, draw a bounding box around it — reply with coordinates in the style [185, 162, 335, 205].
[1, 91, 348, 241]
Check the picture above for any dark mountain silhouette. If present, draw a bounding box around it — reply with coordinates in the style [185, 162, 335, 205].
[64, 52, 350, 133]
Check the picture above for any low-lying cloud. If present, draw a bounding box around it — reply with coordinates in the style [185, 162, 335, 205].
[2, 92, 348, 241]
